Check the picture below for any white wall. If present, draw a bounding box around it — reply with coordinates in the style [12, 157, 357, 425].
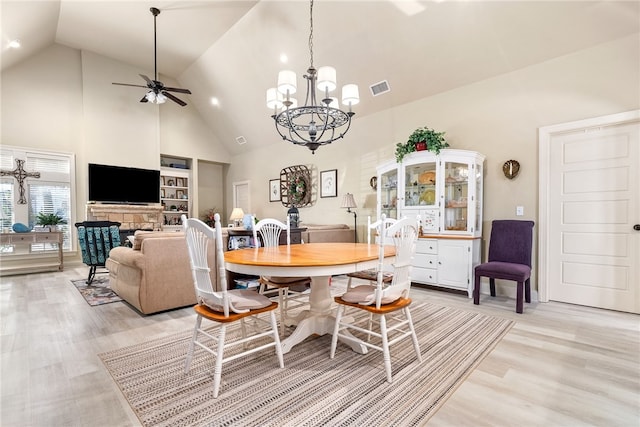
[226, 34, 640, 240]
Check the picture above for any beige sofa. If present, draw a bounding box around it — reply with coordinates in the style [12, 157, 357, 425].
[105, 224, 352, 315]
[301, 224, 355, 243]
[106, 230, 225, 314]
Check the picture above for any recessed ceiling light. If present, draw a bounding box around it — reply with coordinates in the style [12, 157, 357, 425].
[210, 97, 220, 106]
[8, 39, 21, 49]
[280, 54, 288, 64]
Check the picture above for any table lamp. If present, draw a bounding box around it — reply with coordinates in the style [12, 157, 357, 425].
[229, 207, 245, 228]
[340, 193, 357, 243]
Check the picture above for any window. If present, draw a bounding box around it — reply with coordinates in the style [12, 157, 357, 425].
[0, 147, 75, 251]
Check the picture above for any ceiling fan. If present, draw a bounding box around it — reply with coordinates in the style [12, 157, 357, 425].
[112, 7, 191, 107]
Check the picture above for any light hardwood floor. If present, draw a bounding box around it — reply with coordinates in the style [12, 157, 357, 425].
[1, 267, 638, 426]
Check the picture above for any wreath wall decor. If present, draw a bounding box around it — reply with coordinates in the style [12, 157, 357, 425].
[280, 165, 312, 207]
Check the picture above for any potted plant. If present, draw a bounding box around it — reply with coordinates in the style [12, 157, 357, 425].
[395, 126, 449, 162]
[202, 208, 218, 227]
[35, 212, 67, 231]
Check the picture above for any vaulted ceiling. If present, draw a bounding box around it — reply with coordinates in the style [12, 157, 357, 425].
[2, 1, 639, 156]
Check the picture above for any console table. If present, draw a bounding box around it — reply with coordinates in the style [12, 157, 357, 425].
[0, 231, 64, 274]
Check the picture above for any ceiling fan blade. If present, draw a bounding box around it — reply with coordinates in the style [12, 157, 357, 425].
[140, 95, 149, 103]
[162, 91, 187, 107]
[113, 82, 147, 88]
[139, 74, 154, 86]
[163, 87, 192, 94]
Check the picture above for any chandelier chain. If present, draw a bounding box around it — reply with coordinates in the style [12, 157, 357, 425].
[308, 0, 314, 69]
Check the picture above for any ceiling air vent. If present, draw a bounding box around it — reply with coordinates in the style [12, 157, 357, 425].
[369, 80, 390, 96]
[236, 136, 247, 145]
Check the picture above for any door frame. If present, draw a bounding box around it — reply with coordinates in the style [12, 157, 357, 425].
[538, 109, 640, 302]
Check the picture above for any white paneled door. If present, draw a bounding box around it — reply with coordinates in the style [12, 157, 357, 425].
[542, 111, 639, 313]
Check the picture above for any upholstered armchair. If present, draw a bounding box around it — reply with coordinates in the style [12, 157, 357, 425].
[75, 221, 122, 284]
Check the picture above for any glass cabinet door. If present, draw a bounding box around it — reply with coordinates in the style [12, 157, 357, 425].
[475, 161, 483, 234]
[379, 167, 398, 220]
[403, 161, 437, 209]
[443, 161, 470, 232]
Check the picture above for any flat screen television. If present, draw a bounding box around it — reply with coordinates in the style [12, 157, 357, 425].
[88, 163, 160, 204]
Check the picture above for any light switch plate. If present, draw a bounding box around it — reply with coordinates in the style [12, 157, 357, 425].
[516, 206, 524, 216]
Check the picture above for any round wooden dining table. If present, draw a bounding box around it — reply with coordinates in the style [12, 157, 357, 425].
[224, 242, 395, 354]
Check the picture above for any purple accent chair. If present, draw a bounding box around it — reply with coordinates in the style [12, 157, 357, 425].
[474, 220, 535, 313]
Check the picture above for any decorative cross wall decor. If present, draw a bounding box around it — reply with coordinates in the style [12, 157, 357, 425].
[0, 159, 41, 204]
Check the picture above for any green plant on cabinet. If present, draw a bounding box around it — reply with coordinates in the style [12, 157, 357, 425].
[395, 126, 449, 162]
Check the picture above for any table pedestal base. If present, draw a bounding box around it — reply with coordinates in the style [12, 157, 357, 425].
[280, 276, 368, 355]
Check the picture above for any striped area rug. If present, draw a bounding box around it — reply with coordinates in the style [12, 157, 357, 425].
[99, 303, 513, 426]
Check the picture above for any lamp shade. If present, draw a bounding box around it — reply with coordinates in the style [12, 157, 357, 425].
[229, 207, 245, 221]
[266, 88, 284, 109]
[277, 70, 297, 95]
[317, 66, 337, 92]
[341, 84, 360, 106]
[340, 193, 357, 209]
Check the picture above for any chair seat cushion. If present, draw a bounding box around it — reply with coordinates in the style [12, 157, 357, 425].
[340, 285, 399, 305]
[201, 289, 273, 312]
[475, 261, 531, 282]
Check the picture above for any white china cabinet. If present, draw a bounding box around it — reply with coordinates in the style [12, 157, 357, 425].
[376, 149, 485, 296]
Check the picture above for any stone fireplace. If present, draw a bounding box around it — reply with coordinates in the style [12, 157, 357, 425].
[85, 204, 164, 231]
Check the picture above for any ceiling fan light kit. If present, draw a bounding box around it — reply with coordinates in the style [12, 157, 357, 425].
[112, 7, 191, 107]
[266, 0, 359, 154]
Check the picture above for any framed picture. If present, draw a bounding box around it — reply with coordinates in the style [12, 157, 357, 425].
[176, 189, 184, 199]
[269, 179, 281, 202]
[320, 169, 337, 198]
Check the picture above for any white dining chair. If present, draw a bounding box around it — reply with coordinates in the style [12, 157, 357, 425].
[345, 215, 396, 289]
[330, 214, 422, 383]
[252, 216, 311, 336]
[182, 213, 284, 398]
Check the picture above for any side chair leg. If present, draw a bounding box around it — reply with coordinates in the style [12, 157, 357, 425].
[516, 281, 524, 314]
[185, 315, 202, 374]
[473, 274, 481, 305]
[489, 278, 496, 297]
[86, 266, 97, 285]
[525, 278, 531, 303]
[269, 311, 285, 368]
[405, 307, 422, 362]
[279, 288, 287, 336]
[212, 324, 227, 399]
[330, 305, 344, 358]
[240, 318, 248, 350]
[380, 315, 392, 383]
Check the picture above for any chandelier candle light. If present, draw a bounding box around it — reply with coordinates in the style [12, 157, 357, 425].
[267, 0, 359, 153]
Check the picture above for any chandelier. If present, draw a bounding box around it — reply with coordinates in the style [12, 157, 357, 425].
[266, 0, 359, 153]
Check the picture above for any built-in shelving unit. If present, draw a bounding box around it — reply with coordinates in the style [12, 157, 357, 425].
[160, 156, 191, 230]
